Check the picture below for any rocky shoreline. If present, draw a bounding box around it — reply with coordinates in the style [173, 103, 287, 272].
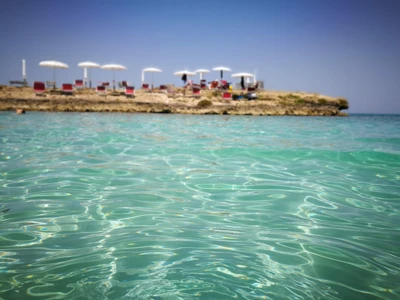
[0, 86, 348, 116]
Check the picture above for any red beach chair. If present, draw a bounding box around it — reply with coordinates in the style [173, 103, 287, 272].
[125, 86, 135, 97]
[33, 81, 45, 96]
[99, 82, 110, 88]
[159, 85, 167, 93]
[118, 81, 128, 88]
[62, 83, 74, 95]
[247, 82, 259, 92]
[75, 79, 84, 88]
[247, 83, 258, 100]
[222, 92, 232, 100]
[192, 84, 201, 97]
[200, 80, 207, 89]
[220, 80, 229, 90]
[247, 86, 256, 92]
[96, 85, 107, 96]
[209, 81, 218, 89]
[142, 83, 149, 90]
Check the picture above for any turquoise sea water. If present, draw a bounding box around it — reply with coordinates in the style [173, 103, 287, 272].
[0, 112, 399, 300]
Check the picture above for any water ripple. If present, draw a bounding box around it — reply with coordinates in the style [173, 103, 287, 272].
[1, 113, 400, 299]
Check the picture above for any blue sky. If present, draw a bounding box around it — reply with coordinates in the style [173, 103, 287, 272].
[1, 0, 400, 113]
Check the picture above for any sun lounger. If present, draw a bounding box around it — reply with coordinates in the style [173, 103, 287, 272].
[222, 92, 232, 100]
[118, 81, 128, 88]
[200, 80, 207, 89]
[62, 83, 74, 95]
[184, 80, 193, 89]
[192, 84, 201, 97]
[159, 85, 167, 93]
[220, 80, 229, 90]
[209, 80, 218, 89]
[99, 82, 110, 88]
[247, 83, 258, 100]
[75, 79, 84, 88]
[96, 85, 107, 96]
[142, 83, 149, 90]
[9, 80, 28, 86]
[46, 81, 56, 89]
[125, 86, 135, 97]
[247, 82, 259, 92]
[33, 81, 45, 96]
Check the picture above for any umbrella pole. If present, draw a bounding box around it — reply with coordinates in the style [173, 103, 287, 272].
[83, 69, 86, 88]
[53, 67, 56, 90]
[113, 71, 115, 92]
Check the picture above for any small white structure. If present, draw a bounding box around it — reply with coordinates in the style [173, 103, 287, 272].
[22, 59, 26, 81]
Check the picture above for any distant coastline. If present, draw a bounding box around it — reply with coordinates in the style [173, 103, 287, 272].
[0, 86, 348, 116]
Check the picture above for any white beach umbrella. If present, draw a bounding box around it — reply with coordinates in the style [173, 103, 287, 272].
[174, 70, 196, 76]
[142, 67, 162, 88]
[78, 62, 100, 87]
[212, 66, 231, 79]
[39, 60, 69, 89]
[231, 72, 255, 78]
[101, 64, 127, 91]
[174, 70, 196, 85]
[232, 72, 255, 82]
[232, 72, 255, 89]
[194, 69, 210, 80]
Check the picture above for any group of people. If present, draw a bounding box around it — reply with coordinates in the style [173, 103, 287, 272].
[181, 73, 247, 91]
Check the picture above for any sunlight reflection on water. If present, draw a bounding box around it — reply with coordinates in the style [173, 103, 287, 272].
[0, 112, 399, 299]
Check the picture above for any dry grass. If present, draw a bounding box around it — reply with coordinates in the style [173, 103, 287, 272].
[0, 85, 349, 115]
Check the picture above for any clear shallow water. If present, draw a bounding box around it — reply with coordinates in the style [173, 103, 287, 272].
[0, 112, 399, 300]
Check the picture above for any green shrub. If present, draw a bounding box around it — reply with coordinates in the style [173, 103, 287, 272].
[318, 98, 328, 105]
[288, 94, 301, 100]
[295, 99, 305, 105]
[211, 90, 220, 97]
[338, 98, 349, 110]
[197, 99, 213, 108]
